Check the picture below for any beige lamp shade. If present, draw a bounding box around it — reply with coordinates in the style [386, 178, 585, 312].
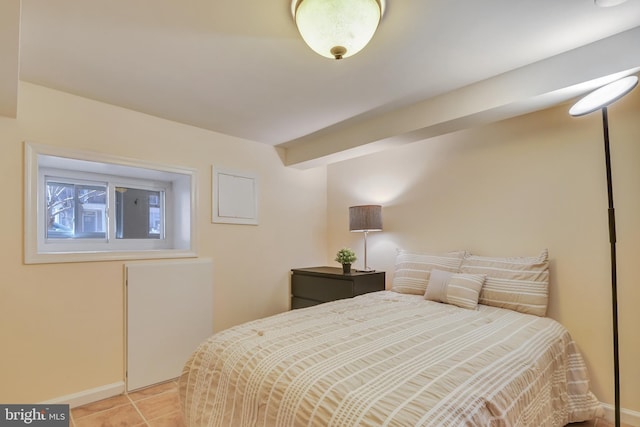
[292, 0, 382, 59]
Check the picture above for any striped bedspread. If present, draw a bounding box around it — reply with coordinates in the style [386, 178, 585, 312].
[179, 291, 602, 426]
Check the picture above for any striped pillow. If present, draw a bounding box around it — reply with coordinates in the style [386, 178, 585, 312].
[425, 269, 486, 310]
[460, 249, 549, 316]
[391, 250, 465, 295]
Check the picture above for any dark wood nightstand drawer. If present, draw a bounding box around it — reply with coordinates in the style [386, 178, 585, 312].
[292, 275, 353, 302]
[290, 267, 385, 309]
[291, 296, 322, 310]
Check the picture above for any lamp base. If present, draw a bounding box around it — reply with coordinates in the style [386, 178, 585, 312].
[356, 268, 376, 273]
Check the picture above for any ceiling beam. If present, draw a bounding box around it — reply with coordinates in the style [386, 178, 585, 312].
[279, 26, 640, 169]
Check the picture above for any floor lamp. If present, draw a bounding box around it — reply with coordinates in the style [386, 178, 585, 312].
[349, 205, 382, 272]
[569, 75, 638, 427]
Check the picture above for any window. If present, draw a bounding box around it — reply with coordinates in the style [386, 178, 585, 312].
[25, 142, 197, 264]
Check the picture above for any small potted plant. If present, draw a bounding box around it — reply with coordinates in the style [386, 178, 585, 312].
[335, 248, 357, 274]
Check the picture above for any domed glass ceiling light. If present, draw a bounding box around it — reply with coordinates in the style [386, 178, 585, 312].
[291, 0, 383, 60]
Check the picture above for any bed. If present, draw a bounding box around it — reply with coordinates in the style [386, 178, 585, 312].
[179, 250, 603, 426]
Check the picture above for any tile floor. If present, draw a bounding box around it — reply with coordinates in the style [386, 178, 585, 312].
[70, 379, 184, 427]
[70, 380, 627, 427]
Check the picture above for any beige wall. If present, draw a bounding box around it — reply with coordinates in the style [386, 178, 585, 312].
[3, 79, 639, 414]
[327, 89, 640, 413]
[0, 83, 327, 403]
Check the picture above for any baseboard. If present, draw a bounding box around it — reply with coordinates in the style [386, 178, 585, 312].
[40, 382, 125, 409]
[601, 403, 640, 427]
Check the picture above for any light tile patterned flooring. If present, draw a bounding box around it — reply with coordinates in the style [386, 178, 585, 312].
[69, 379, 627, 427]
[70, 379, 184, 427]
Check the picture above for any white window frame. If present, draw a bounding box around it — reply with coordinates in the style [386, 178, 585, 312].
[24, 142, 198, 264]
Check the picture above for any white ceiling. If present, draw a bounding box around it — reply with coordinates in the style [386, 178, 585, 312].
[4, 0, 640, 167]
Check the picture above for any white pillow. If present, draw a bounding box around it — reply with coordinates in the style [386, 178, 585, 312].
[391, 250, 465, 295]
[425, 269, 486, 310]
[460, 249, 549, 316]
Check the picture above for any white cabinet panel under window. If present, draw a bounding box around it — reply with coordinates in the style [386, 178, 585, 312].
[126, 258, 213, 391]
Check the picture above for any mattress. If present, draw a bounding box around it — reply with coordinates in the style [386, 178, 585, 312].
[179, 291, 603, 426]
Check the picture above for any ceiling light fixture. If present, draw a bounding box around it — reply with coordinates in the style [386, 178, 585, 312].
[291, 0, 384, 60]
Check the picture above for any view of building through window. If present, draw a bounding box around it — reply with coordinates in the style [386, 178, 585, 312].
[115, 187, 163, 239]
[46, 180, 107, 239]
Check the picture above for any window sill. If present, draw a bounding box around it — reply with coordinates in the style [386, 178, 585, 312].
[24, 249, 198, 265]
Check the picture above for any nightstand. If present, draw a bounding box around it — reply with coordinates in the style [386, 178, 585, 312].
[290, 266, 385, 309]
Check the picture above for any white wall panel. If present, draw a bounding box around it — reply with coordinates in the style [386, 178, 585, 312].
[126, 258, 213, 391]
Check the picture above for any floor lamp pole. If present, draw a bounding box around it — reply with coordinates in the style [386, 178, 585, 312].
[570, 75, 637, 427]
[602, 106, 621, 427]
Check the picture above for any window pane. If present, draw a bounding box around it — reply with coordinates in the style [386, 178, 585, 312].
[115, 187, 163, 239]
[46, 182, 75, 239]
[46, 181, 107, 239]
